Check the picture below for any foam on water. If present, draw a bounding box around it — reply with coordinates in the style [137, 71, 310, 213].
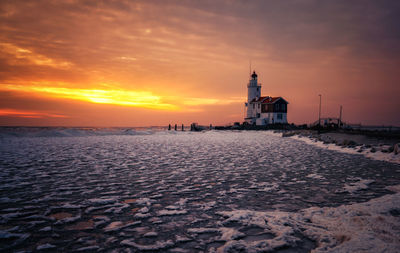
[0, 129, 399, 252]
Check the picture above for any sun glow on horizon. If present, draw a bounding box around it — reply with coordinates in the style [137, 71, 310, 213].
[1, 84, 244, 113]
[2, 84, 179, 111]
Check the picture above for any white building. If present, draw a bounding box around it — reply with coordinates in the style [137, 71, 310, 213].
[244, 71, 289, 125]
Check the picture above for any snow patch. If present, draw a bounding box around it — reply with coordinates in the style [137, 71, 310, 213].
[216, 189, 400, 253]
[291, 135, 400, 164]
[120, 239, 174, 250]
[157, 210, 187, 216]
[343, 179, 374, 194]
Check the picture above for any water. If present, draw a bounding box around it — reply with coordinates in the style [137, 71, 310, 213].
[1, 129, 399, 252]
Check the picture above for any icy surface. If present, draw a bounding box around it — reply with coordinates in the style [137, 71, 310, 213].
[1, 129, 400, 252]
[291, 134, 400, 164]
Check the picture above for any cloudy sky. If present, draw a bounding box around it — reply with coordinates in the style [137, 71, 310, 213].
[1, 0, 399, 126]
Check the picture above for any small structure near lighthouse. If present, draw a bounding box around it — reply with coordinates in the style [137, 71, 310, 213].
[244, 71, 288, 125]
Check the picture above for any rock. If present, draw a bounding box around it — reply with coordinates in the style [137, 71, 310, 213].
[394, 144, 399, 155]
[282, 131, 296, 137]
[341, 139, 357, 147]
[370, 147, 377, 153]
[347, 140, 357, 147]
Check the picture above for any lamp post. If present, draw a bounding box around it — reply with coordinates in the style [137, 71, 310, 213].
[318, 94, 322, 128]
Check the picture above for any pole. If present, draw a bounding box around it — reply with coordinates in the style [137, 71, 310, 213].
[244, 103, 246, 122]
[249, 60, 252, 76]
[339, 105, 342, 128]
[318, 94, 321, 128]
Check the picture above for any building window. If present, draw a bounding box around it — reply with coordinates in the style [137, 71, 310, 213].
[277, 114, 282, 119]
[258, 104, 260, 109]
[257, 113, 260, 118]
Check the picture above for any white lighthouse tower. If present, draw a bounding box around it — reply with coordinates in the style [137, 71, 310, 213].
[245, 71, 261, 123]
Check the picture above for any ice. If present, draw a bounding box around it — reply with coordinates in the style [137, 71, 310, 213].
[306, 173, 325, 180]
[39, 226, 51, 232]
[135, 198, 154, 206]
[138, 206, 149, 213]
[120, 239, 174, 250]
[157, 209, 188, 216]
[175, 235, 192, 242]
[219, 227, 245, 241]
[104, 203, 130, 214]
[88, 198, 116, 205]
[104, 221, 124, 232]
[1, 129, 400, 251]
[0, 127, 159, 138]
[76, 245, 100, 251]
[188, 227, 219, 234]
[343, 179, 375, 194]
[215, 189, 400, 252]
[54, 214, 81, 224]
[134, 212, 152, 218]
[36, 243, 56, 250]
[143, 231, 158, 237]
[60, 203, 82, 209]
[193, 201, 216, 211]
[165, 205, 180, 210]
[291, 134, 400, 164]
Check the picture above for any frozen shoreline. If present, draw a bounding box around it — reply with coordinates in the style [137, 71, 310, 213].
[283, 130, 400, 164]
[215, 185, 400, 253]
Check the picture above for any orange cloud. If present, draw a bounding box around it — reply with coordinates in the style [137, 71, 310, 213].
[0, 109, 67, 118]
[0, 43, 73, 69]
[0, 83, 243, 112]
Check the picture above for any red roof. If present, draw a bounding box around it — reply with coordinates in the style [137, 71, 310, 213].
[250, 96, 287, 104]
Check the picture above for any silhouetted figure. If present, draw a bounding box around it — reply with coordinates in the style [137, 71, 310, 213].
[182, 124, 184, 131]
[174, 124, 177, 131]
[168, 124, 171, 131]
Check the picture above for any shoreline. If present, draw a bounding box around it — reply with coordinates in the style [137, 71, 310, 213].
[281, 129, 400, 164]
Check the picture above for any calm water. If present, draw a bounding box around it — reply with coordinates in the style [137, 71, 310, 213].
[1, 129, 399, 252]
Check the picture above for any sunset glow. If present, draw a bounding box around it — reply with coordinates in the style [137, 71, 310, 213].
[0, 109, 66, 119]
[1, 84, 177, 110]
[0, 1, 399, 126]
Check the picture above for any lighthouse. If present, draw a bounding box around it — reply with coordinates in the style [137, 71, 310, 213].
[246, 71, 261, 120]
[244, 71, 289, 125]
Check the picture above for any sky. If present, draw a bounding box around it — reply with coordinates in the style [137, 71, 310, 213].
[1, 0, 399, 127]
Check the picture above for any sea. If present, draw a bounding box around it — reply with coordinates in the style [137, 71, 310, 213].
[0, 127, 399, 252]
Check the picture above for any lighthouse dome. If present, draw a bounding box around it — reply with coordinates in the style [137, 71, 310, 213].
[251, 71, 257, 79]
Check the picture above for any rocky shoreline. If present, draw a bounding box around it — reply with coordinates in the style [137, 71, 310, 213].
[281, 130, 400, 164]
